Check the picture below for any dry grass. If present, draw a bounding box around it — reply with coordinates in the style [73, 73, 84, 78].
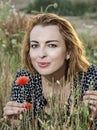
[0, 1, 97, 129]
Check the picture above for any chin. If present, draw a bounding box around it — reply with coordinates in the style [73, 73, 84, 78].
[38, 72, 51, 76]
[37, 70, 52, 76]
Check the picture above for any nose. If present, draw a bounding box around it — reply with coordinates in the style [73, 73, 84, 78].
[38, 48, 47, 58]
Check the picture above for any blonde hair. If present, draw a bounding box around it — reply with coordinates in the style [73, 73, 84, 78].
[22, 13, 90, 81]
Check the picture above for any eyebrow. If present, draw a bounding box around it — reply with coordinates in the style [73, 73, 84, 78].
[30, 40, 59, 43]
[30, 40, 38, 43]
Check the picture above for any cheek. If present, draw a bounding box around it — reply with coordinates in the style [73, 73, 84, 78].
[29, 50, 36, 60]
[51, 50, 66, 61]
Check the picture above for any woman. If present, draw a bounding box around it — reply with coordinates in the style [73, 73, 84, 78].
[3, 13, 97, 129]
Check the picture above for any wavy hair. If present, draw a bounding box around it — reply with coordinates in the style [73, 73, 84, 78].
[22, 13, 90, 81]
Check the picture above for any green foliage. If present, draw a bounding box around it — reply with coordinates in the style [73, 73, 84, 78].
[24, 0, 58, 14]
[0, 12, 27, 72]
[80, 34, 97, 65]
[23, 0, 97, 16]
[0, 0, 97, 129]
[0, 0, 27, 123]
[0, 80, 93, 130]
[0, 0, 16, 23]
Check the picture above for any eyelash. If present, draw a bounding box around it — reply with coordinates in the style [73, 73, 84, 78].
[48, 44, 57, 48]
[30, 44, 39, 48]
[30, 43, 57, 49]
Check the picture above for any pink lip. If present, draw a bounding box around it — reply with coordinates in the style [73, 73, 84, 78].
[38, 62, 50, 68]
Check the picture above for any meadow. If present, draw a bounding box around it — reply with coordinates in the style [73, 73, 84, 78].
[0, 0, 97, 129]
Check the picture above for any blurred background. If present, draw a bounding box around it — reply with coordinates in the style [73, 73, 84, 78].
[0, 0, 97, 125]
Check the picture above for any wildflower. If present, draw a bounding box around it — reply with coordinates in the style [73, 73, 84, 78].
[15, 76, 30, 101]
[15, 76, 30, 86]
[25, 102, 32, 109]
[15, 76, 32, 125]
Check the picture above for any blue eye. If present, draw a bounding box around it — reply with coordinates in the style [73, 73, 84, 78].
[48, 44, 57, 48]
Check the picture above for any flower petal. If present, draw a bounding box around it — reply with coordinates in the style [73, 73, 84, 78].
[15, 76, 30, 86]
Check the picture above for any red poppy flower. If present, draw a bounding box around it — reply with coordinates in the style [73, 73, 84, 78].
[15, 76, 30, 86]
[25, 102, 32, 109]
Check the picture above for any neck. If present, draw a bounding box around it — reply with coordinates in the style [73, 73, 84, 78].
[42, 76, 65, 88]
[42, 65, 66, 87]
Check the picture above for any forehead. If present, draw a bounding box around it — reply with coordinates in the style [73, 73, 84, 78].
[30, 25, 63, 40]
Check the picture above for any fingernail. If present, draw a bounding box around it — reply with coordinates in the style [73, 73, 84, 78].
[83, 91, 86, 95]
[23, 108, 27, 112]
[18, 110, 20, 113]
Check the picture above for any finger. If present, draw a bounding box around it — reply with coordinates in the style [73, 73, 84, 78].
[3, 107, 27, 116]
[89, 105, 96, 112]
[4, 108, 20, 116]
[83, 98, 97, 107]
[83, 94, 97, 101]
[89, 105, 97, 118]
[86, 90, 97, 95]
[88, 99, 97, 106]
[6, 101, 26, 108]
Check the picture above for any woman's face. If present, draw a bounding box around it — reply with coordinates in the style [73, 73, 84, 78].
[29, 25, 67, 76]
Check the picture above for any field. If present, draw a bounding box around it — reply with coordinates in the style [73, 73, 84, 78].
[0, 1, 97, 129]
[66, 16, 97, 36]
[67, 16, 97, 64]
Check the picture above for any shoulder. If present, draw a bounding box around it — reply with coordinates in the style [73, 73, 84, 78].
[13, 68, 41, 87]
[80, 64, 97, 90]
[14, 68, 41, 80]
[81, 64, 97, 81]
[15, 68, 33, 78]
[85, 64, 97, 77]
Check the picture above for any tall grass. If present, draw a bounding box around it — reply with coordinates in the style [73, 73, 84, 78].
[0, 0, 27, 123]
[0, 0, 97, 129]
[80, 34, 97, 65]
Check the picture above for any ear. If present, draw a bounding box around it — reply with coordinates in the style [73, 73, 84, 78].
[66, 55, 70, 60]
[66, 51, 71, 60]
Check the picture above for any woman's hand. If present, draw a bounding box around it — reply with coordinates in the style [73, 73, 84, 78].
[83, 90, 97, 119]
[3, 101, 27, 117]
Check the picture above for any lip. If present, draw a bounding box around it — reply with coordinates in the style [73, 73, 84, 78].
[38, 62, 50, 68]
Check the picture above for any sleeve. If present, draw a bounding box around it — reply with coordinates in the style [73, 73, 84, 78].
[11, 69, 35, 103]
[90, 65, 97, 128]
[92, 65, 97, 90]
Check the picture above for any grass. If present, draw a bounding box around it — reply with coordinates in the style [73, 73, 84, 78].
[0, 0, 97, 129]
